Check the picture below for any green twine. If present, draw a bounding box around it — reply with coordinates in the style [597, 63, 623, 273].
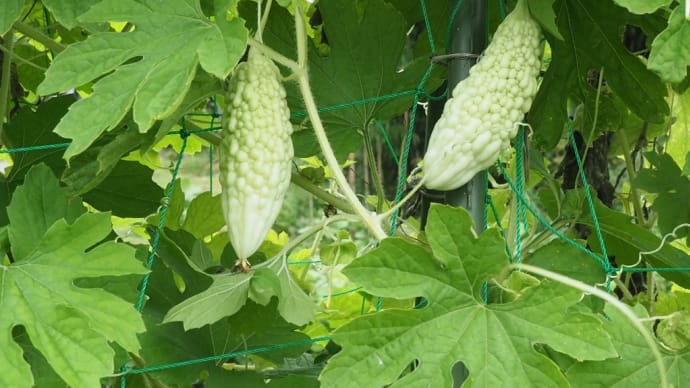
[208, 97, 218, 198]
[323, 286, 362, 299]
[0, 142, 70, 153]
[121, 336, 331, 376]
[124, 125, 190, 387]
[290, 89, 417, 119]
[134, 124, 190, 312]
[622, 267, 690, 273]
[496, 162, 612, 273]
[374, 118, 400, 164]
[445, 0, 465, 55]
[486, 194, 511, 258]
[565, 120, 613, 284]
[169, 126, 222, 135]
[388, 65, 438, 234]
[139, 131, 189, 302]
[378, 64, 438, 312]
[185, 112, 221, 118]
[420, 0, 438, 55]
[514, 126, 526, 265]
[498, 0, 507, 19]
[288, 259, 323, 265]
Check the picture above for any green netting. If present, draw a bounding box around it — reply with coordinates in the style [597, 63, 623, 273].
[2, 0, 687, 384]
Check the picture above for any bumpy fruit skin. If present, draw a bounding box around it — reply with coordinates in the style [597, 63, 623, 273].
[423, 0, 541, 191]
[220, 48, 293, 267]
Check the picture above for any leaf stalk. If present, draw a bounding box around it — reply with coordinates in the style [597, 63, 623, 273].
[0, 30, 15, 145]
[292, 6, 386, 240]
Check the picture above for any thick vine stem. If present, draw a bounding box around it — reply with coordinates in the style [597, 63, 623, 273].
[296, 77, 386, 240]
[12, 21, 65, 53]
[293, 7, 387, 240]
[259, 0, 273, 41]
[247, 37, 300, 74]
[513, 264, 668, 388]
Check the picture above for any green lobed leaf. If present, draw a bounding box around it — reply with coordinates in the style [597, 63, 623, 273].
[657, 311, 690, 351]
[561, 190, 690, 287]
[257, 1, 441, 159]
[613, 0, 673, 15]
[41, 0, 102, 29]
[1, 168, 147, 387]
[532, 0, 669, 149]
[268, 255, 316, 325]
[82, 160, 163, 217]
[181, 191, 226, 239]
[635, 151, 690, 241]
[13, 42, 50, 92]
[530, 13, 576, 149]
[0, 0, 23, 35]
[191, 239, 218, 272]
[130, 256, 310, 385]
[527, 0, 563, 40]
[205, 371, 320, 387]
[389, 0, 449, 57]
[164, 253, 315, 329]
[61, 120, 147, 198]
[6, 164, 85, 260]
[37, 0, 247, 160]
[250, 267, 282, 306]
[163, 269, 254, 329]
[567, 305, 690, 387]
[0, 97, 73, 225]
[320, 233, 357, 266]
[141, 71, 222, 152]
[147, 179, 185, 231]
[526, 240, 607, 285]
[648, 6, 690, 84]
[4, 97, 71, 182]
[320, 204, 616, 387]
[154, 227, 215, 291]
[12, 328, 67, 388]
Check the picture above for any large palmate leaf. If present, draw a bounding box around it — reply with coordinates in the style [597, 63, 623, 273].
[320, 204, 616, 387]
[567, 305, 690, 387]
[531, 0, 669, 149]
[0, 164, 147, 388]
[37, 0, 247, 160]
[257, 0, 441, 159]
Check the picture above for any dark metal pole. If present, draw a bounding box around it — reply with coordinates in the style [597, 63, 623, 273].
[445, 0, 488, 235]
[422, 1, 487, 230]
[420, 0, 487, 386]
